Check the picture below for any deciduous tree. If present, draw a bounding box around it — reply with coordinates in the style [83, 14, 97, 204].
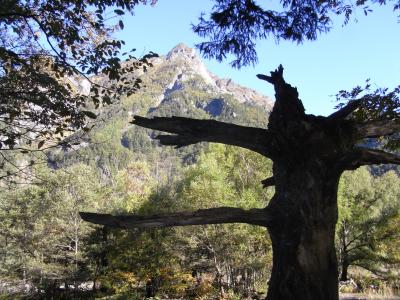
[337, 168, 400, 281]
[0, 0, 157, 181]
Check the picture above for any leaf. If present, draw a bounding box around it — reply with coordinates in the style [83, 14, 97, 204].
[119, 20, 124, 29]
[114, 9, 124, 15]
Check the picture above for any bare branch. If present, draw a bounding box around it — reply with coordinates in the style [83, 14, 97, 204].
[338, 147, 400, 171]
[355, 119, 400, 138]
[327, 100, 362, 121]
[131, 116, 278, 158]
[357, 148, 400, 165]
[80, 207, 270, 228]
[257, 65, 305, 130]
[261, 176, 275, 188]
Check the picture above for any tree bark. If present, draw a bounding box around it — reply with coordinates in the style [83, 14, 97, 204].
[338, 221, 350, 282]
[265, 161, 340, 300]
[80, 207, 269, 228]
[131, 116, 278, 158]
[340, 261, 349, 282]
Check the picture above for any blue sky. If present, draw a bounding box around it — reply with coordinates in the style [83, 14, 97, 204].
[116, 1, 400, 116]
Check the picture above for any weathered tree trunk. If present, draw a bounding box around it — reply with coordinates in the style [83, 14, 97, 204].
[340, 262, 349, 282]
[338, 222, 350, 282]
[80, 65, 400, 300]
[266, 165, 340, 300]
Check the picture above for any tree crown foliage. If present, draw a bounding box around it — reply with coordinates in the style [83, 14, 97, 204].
[337, 168, 400, 280]
[0, 0, 157, 153]
[194, 0, 400, 68]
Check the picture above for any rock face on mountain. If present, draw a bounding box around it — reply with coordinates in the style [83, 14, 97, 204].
[149, 43, 273, 111]
[165, 43, 213, 85]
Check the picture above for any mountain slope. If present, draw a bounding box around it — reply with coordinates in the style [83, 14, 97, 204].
[48, 44, 273, 177]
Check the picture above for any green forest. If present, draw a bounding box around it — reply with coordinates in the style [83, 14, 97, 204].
[1, 145, 400, 299]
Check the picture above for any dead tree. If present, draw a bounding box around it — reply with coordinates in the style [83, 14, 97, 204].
[81, 66, 400, 300]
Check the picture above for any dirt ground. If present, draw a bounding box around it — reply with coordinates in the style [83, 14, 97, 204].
[340, 293, 400, 300]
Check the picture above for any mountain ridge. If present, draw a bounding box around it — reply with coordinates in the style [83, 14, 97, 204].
[139, 43, 273, 111]
[49, 43, 273, 173]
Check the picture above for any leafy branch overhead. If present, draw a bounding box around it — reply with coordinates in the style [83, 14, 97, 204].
[0, 0, 158, 154]
[193, 0, 400, 68]
[335, 82, 400, 150]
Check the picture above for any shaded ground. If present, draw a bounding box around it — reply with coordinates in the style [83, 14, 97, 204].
[340, 294, 400, 300]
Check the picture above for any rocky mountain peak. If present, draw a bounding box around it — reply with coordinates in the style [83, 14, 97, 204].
[163, 43, 215, 86]
[160, 44, 273, 110]
[166, 43, 197, 61]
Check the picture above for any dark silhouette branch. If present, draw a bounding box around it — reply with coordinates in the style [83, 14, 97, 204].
[356, 148, 400, 166]
[355, 119, 400, 138]
[256, 65, 284, 86]
[80, 207, 270, 228]
[339, 147, 400, 171]
[0, 11, 37, 19]
[257, 65, 305, 132]
[327, 100, 362, 121]
[261, 176, 275, 188]
[131, 116, 278, 158]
